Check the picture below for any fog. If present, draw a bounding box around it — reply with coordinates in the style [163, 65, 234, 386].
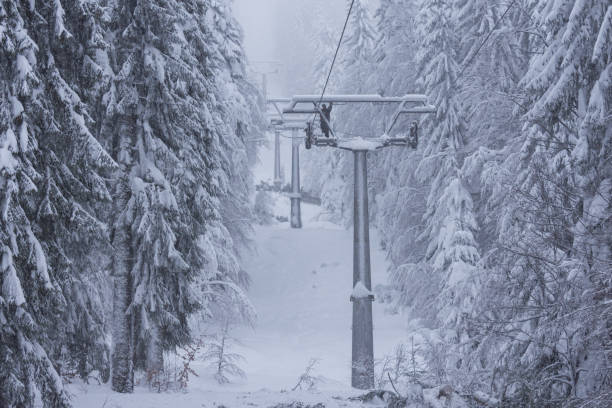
[233, 0, 347, 98]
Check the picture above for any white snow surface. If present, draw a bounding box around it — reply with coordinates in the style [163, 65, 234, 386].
[70, 163, 410, 407]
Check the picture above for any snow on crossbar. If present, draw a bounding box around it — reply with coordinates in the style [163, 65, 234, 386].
[283, 94, 429, 113]
[400, 105, 436, 114]
[313, 135, 418, 151]
[268, 116, 310, 124]
[267, 97, 291, 103]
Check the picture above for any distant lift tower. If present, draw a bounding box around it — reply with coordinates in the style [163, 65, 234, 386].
[284, 94, 436, 389]
[274, 128, 281, 189]
[267, 98, 291, 190]
[289, 126, 302, 228]
[270, 115, 310, 229]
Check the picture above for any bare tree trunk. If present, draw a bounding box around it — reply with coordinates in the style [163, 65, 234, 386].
[111, 179, 134, 393]
[146, 322, 163, 375]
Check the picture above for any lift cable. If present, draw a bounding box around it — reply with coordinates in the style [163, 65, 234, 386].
[309, 0, 357, 128]
[458, 0, 518, 78]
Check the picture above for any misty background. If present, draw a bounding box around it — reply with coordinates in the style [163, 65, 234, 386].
[234, 0, 377, 97]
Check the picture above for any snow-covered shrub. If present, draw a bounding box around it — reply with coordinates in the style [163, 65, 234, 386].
[177, 338, 205, 391]
[291, 359, 322, 392]
[201, 320, 246, 385]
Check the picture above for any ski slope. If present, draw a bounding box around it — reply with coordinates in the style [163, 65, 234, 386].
[232, 200, 409, 391]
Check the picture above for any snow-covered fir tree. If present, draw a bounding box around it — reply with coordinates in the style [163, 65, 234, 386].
[368, 0, 425, 267]
[38, 0, 117, 384]
[340, 0, 376, 92]
[201, 1, 264, 283]
[0, 5, 69, 404]
[408, 0, 481, 380]
[1, 0, 118, 405]
[103, 0, 261, 392]
[103, 0, 198, 389]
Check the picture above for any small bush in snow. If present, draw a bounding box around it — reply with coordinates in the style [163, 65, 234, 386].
[177, 338, 205, 391]
[291, 358, 321, 391]
[202, 320, 246, 384]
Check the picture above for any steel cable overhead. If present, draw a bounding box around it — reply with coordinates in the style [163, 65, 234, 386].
[309, 0, 357, 129]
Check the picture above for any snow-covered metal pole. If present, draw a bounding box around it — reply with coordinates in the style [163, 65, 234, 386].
[274, 128, 282, 190]
[351, 150, 374, 389]
[290, 128, 302, 228]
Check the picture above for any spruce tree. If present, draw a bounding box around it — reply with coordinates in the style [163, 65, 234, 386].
[368, 0, 425, 268]
[181, 0, 259, 325]
[37, 0, 116, 383]
[340, 0, 376, 90]
[0, 4, 69, 403]
[1, 0, 116, 405]
[104, 0, 220, 389]
[105, 0, 262, 391]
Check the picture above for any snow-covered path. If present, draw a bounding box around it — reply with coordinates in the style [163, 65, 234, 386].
[233, 202, 408, 391]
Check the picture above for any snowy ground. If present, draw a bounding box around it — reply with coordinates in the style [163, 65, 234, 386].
[70, 137, 411, 407]
[230, 199, 409, 391]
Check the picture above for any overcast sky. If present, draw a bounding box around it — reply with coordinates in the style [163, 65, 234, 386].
[233, 0, 348, 97]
